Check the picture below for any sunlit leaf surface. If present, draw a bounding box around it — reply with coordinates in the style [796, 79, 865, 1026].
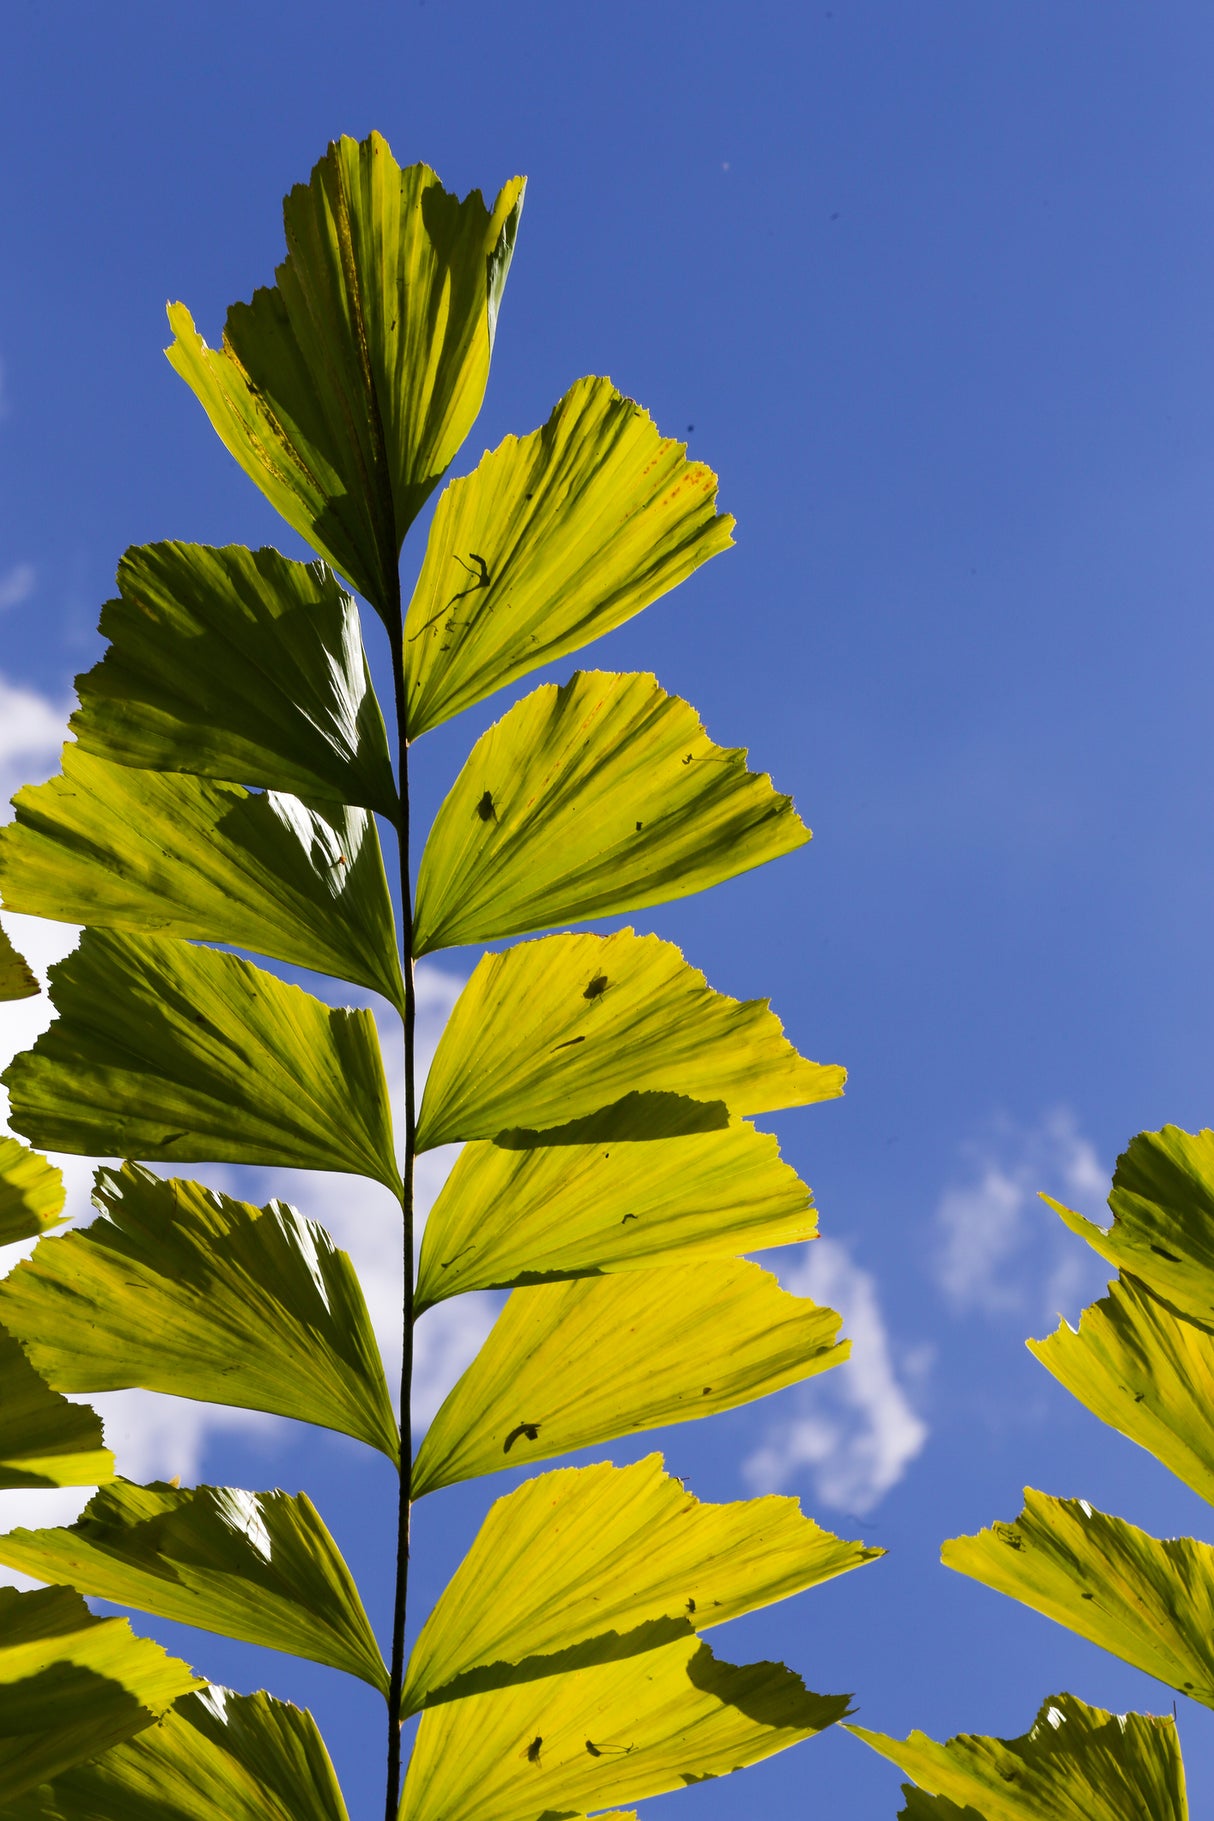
[402, 376, 733, 736]
[0, 1165, 397, 1459]
[416, 1115, 813, 1311]
[0, 1325, 113, 1489]
[0, 1584, 200, 1806]
[401, 1635, 848, 1821]
[0, 923, 38, 1001]
[412, 1260, 845, 1496]
[1031, 1274, 1214, 1507]
[1045, 1124, 1214, 1334]
[167, 133, 524, 618]
[0, 1481, 387, 1694]
[0, 746, 402, 1008]
[416, 929, 844, 1150]
[404, 1454, 878, 1712]
[0, 1137, 65, 1245]
[71, 544, 396, 814]
[5, 1686, 351, 1821]
[943, 1489, 1214, 1706]
[413, 671, 805, 953]
[3, 930, 400, 1191]
[850, 1691, 1188, 1821]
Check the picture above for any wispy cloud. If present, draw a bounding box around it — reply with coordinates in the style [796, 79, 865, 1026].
[933, 1108, 1110, 1323]
[0, 672, 68, 808]
[741, 1240, 928, 1516]
[0, 565, 35, 613]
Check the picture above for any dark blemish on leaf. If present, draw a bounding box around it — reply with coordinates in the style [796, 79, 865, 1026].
[621, 1213, 639, 1223]
[682, 753, 693, 765]
[586, 1738, 633, 1756]
[686, 1597, 696, 1614]
[584, 974, 608, 999]
[440, 1244, 477, 1270]
[552, 1036, 586, 1052]
[525, 1736, 542, 1765]
[585, 1739, 601, 1757]
[161, 1134, 188, 1146]
[636, 821, 643, 831]
[1081, 1592, 1094, 1600]
[504, 1421, 540, 1453]
[702, 1386, 712, 1396]
[1151, 1244, 1181, 1262]
[477, 790, 496, 822]
[1134, 1392, 1145, 1403]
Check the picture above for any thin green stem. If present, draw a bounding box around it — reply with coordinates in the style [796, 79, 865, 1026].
[385, 594, 416, 1821]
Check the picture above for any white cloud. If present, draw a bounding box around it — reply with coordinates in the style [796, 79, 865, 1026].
[741, 1239, 928, 1516]
[0, 674, 69, 809]
[0, 565, 35, 613]
[933, 1108, 1110, 1323]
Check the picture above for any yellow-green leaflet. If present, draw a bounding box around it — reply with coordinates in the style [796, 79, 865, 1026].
[0, 747, 403, 1009]
[849, 1692, 1189, 1821]
[0, 1137, 65, 1245]
[0, 922, 38, 1001]
[402, 376, 733, 737]
[0, 1166, 397, 1460]
[71, 544, 396, 815]
[1045, 1124, 1214, 1333]
[400, 1635, 848, 1821]
[416, 1118, 813, 1311]
[896, 1791, 985, 1819]
[412, 1259, 846, 1496]
[0, 1325, 113, 1489]
[3, 930, 400, 1191]
[0, 1482, 387, 1695]
[403, 1455, 879, 1713]
[0, 1584, 200, 1806]
[167, 134, 524, 619]
[416, 929, 844, 1151]
[942, 1489, 1214, 1706]
[6, 1687, 351, 1821]
[1030, 1275, 1214, 1507]
[413, 671, 808, 954]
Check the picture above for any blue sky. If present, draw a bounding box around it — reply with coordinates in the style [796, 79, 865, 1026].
[3, 3, 1214, 1815]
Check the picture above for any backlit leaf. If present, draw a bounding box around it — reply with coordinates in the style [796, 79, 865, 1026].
[416, 929, 844, 1151]
[942, 1489, 1214, 1706]
[71, 544, 396, 815]
[3, 929, 400, 1191]
[401, 1635, 848, 1821]
[412, 1259, 845, 1496]
[0, 1165, 397, 1460]
[8, 1686, 351, 1821]
[0, 1137, 65, 1245]
[1045, 1125, 1214, 1334]
[0, 923, 38, 1001]
[850, 1692, 1188, 1821]
[402, 376, 733, 736]
[0, 746, 403, 1008]
[413, 671, 808, 954]
[1030, 1275, 1214, 1507]
[416, 1114, 814, 1312]
[167, 133, 524, 619]
[404, 1453, 878, 1713]
[0, 1325, 113, 1489]
[0, 1583, 200, 1806]
[0, 1481, 388, 1694]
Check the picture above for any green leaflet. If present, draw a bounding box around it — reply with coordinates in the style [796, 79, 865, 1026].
[403, 1454, 879, 1713]
[1045, 1124, 1214, 1333]
[0, 1165, 397, 1461]
[70, 543, 397, 816]
[402, 1635, 847, 1821]
[0, 1138, 65, 1245]
[942, 1489, 1214, 1706]
[2, 929, 400, 1191]
[0, 1584, 200, 1806]
[5, 1686, 350, 1821]
[0, 1324, 113, 1489]
[402, 376, 734, 737]
[416, 929, 844, 1151]
[415, 1115, 813, 1312]
[897, 1792, 985, 1819]
[412, 1259, 846, 1496]
[849, 1692, 1188, 1821]
[0, 1481, 388, 1695]
[413, 671, 808, 954]
[167, 134, 524, 619]
[0, 746, 403, 1009]
[0, 922, 38, 1001]
[1030, 1274, 1214, 1508]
